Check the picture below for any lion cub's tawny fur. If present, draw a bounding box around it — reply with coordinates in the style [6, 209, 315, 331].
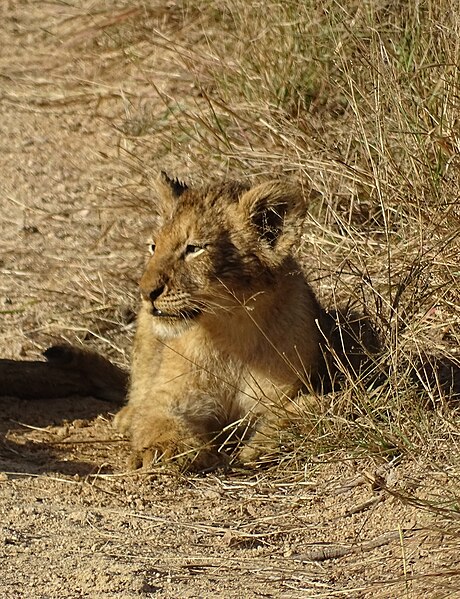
[113, 173, 322, 469]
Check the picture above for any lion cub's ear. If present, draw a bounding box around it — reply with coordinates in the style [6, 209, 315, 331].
[154, 172, 189, 222]
[156, 171, 188, 199]
[239, 181, 307, 261]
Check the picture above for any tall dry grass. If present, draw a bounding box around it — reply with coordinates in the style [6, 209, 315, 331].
[112, 2, 459, 436]
[98, 0, 460, 528]
[19, 0, 457, 512]
[1, 2, 458, 594]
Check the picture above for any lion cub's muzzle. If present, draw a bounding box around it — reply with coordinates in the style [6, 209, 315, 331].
[142, 283, 201, 321]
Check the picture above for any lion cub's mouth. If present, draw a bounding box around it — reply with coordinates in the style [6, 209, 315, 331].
[152, 307, 201, 320]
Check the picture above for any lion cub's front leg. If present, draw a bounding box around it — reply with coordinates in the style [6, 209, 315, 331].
[114, 395, 223, 472]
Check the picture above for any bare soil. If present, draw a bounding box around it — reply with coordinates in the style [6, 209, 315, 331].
[1, 3, 459, 598]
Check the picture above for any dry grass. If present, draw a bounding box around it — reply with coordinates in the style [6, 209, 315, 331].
[109, 0, 460, 584]
[1, 1, 460, 595]
[8, 0, 460, 495]
[103, 2, 460, 443]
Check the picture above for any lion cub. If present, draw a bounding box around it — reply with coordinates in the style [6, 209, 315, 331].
[113, 173, 323, 469]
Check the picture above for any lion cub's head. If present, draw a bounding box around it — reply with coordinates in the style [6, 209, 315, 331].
[140, 172, 307, 338]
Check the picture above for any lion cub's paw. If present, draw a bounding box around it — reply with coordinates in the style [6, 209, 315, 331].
[129, 415, 224, 473]
[112, 405, 135, 436]
[238, 424, 284, 466]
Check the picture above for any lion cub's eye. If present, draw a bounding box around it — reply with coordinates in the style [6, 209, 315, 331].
[185, 244, 206, 258]
[148, 242, 156, 255]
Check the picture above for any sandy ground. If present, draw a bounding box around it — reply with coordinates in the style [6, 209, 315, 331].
[1, 3, 459, 598]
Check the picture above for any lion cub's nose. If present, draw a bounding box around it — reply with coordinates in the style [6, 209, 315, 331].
[141, 284, 165, 304]
[149, 285, 165, 304]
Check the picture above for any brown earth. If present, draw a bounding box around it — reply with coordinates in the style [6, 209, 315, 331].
[1, 3, 459, 598]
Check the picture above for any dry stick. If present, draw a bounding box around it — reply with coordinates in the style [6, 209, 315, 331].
[295, 530, 401, 562]
[343, 494, 385, 516]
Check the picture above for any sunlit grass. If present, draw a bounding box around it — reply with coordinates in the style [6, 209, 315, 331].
[110, 1, 460, 529]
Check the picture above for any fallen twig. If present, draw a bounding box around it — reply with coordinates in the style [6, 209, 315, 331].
[294, 530, 401, 562]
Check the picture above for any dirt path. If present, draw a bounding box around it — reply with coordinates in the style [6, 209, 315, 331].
[1, 3, 459, 598]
